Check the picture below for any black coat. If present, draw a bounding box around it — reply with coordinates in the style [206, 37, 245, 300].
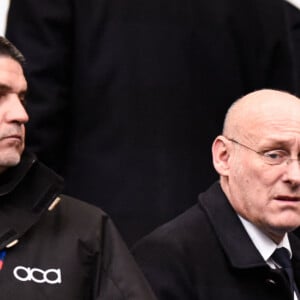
[285, 1, 300, 95]
[132, 182, 300, 300]
[0, 152, 156, 300]
[6, 0, 297, 245]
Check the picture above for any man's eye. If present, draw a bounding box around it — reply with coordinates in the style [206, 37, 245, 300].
[264, 151, 287, 160]
[19, 95, 27, 107]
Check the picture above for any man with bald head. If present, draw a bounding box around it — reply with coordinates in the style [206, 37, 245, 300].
[132, 89, 300, 300]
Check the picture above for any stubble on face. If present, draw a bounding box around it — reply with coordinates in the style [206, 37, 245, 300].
[0, 57, 28, 173]
[0, 138, 24, 168]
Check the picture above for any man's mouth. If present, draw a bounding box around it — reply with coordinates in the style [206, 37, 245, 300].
[274, 195, 300, 202]
[0, 134, 23, 144]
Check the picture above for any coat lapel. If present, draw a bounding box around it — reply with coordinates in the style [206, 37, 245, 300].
[199, 182, 268, 269]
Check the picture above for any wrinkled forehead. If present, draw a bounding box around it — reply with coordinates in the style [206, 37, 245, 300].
[237, 98, 300, 143]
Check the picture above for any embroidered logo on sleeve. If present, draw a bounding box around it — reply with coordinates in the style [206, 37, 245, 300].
[13, 266, 62, 284]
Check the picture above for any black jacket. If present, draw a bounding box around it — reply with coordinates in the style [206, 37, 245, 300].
[6, 0, 298, 245]
[0, 152, 156, 300]
[132, 182, 300, 300]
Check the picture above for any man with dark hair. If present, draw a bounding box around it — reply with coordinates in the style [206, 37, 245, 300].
[0, 35, 24, 63]
[0, 35, 156, 300]
[133, 89, 300, 300]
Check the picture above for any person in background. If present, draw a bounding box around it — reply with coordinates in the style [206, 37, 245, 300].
[284, 0, 300, 96]
[133, 89, 300, 300]
[6, 0, 298, 245]
[0, 36, 156, 300]
[0, 0, 9, 35]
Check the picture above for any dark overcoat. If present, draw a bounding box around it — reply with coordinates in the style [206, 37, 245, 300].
[133, 182, 300, 300]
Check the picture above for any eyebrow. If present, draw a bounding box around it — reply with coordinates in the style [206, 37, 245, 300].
[258, 140, 297, 153]
[0, 83, 27, 97]
[0, 84, 12, 93]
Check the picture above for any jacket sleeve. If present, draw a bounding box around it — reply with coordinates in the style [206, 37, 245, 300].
[94, 216, 157, 300]
[132, 233, 197, 300]
[6, 0, 72, 174]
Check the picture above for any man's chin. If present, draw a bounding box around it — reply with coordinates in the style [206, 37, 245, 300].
[0, 153, 22, 172]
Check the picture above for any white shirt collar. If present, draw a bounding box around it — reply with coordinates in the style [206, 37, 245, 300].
[238, 215, 292, 262]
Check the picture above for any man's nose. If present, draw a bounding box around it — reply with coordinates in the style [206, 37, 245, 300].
[283, 158, 300, 186]
[4, 94, 29, 124]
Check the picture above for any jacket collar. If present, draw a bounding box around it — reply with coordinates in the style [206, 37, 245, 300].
[0, 151, 36, 196]
[0, 151, 64, 249]
[199, 182, 271, 269]
[199, 182, 300, 270]
[289, 233, 300, 284]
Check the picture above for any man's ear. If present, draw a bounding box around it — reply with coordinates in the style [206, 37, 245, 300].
[212, 136, 231, 176]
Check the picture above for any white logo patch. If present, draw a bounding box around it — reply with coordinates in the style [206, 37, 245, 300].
[13, 266, 62, 284]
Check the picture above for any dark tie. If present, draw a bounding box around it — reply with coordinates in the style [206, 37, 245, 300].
[272, 247, 299, 299]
